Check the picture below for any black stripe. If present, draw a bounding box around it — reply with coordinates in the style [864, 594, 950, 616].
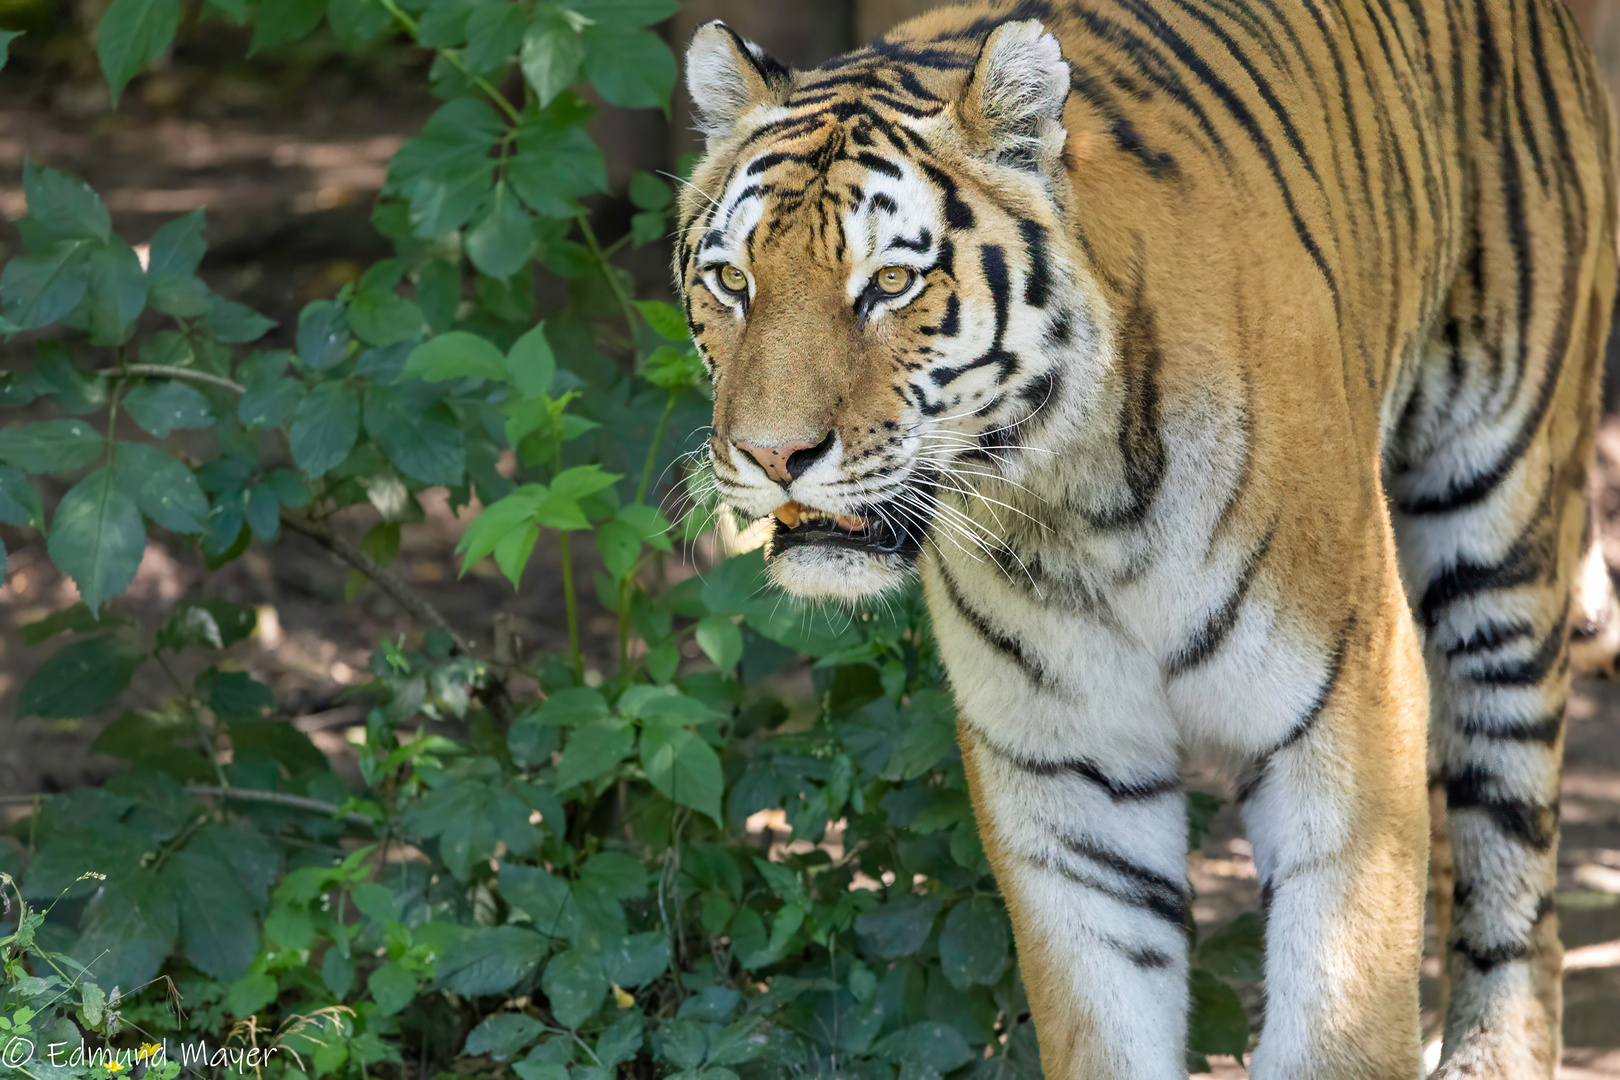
[1019, 220, 1052, 308]
[1455, 707, 1563, 745]
[938, 562, 1045, 684]
[868, 192, 898, 215]
[1454, 936, 1530, 973]
[1166, 529, 1274, 677]
[1464, 613, 1568, 688]
[1444, 764, 1557, 850]
[1445, 619, 1535, 658]
[1238, 615, 1354, 801]
[1064, 836, 1190, 927]
[1080, 277, 1166, 530]
[1416, 522, 1552, 629]
[920, 161, 976, 230]
[853, 152, 902, 179]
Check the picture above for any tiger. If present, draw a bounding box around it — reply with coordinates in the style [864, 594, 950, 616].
[673, 0, 1619, 1076]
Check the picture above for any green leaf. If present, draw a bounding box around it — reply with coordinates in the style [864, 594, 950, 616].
[250, 0, 326, 53]
[75, 238, 149, 345]
[20, 602, 106, 645]
[297, 300, 352, 370]
[464, 1013, 546, 1060]
[595, 519, 640, 581]
[368, 961, 418, 1016]
[462, 1, 525, 73]
[123, 380, 214, 437]
[493, 522, 538, 589]
[467, 181, 533, 281]
[640, 726, 722, 826]
[403, 331, 507, 383]
[197, 667, 274, 719]
[582, 27, 674, 110]
[0, 465, 45, 527]
[148, 207, 205, 275]
[873, 1023, 974, 1074]
[289, 381, 360, 477]
[322, 946, 355, 998]
[18, 634, 136, 719]
[402, 769, 543, 880]
[694, 614, 742, 671]
[554, 715, 635, 792]
[329, 0, 392, 45]
[506, 323, 556, 399]
[635, 299, 686, 341]
[617, 502, 672, 550]
[96, 0, 180, 104]
[116, 442, 209, 533]
[364, 386, 465, 486]
[519, 9, 585, 108]
[0, 239, 92, 330]
[640, 344, 705, 390]
[1195, 913, 1265, 984]
[1187, 968, 1249, 1057]
[500, 862, 580, 940]
[601, 932, 668, 988]
[629, 172, 672, 211]
[0, 418, 102, 473]
[435, 925, 546, 996]
[389, 99, 502, 237]
[0, 29, 22, 71]
[48, 466, 145, 614]
[348, 288, 424, 346]
[855, 895, 942, 960]
[23, 161, 111, 241]
[938, 900, 1010, 989]
[564, 0, 677, 26]
[543, 948, 607, 1029]
[519, 686, 609, 727]
[206, 295, 276, 342]
[71, 869, 180, 993]
[508, 106, 608, 218]
[551, 464, 620, 500]
[226, 972, 278, 1017]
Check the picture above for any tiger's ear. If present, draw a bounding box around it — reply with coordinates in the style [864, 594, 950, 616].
[685, 21, 790, 142]
[958, 20, 1070, 171]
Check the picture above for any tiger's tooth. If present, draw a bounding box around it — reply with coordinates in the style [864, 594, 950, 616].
[836, 514, 866, 531]
[774, 503, 802, 527]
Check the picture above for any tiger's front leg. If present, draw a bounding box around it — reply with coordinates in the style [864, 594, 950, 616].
[959, 722, 1191, 1080]
[1231, 569, 1432, 1079]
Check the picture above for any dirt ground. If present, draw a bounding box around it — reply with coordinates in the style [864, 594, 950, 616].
[1, 45, 1617, 1079]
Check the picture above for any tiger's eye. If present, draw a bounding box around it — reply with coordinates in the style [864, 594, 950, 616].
[719, 264, 748, 294]
[876, 266, 913, 295]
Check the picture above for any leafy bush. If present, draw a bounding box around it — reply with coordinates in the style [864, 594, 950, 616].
[0, 3, 1262, 1077]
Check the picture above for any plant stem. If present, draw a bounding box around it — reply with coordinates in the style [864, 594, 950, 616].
[576, 214, 640, 339]
[281, 510, 472, 654]
[558, 530, 583, 680]
[635, 389, 678, 505]
[123, 363, 245, 394]
[184, 785, 378, 827]
[372, 0, 523, 126]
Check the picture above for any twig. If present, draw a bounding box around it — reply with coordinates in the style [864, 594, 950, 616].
[186, 785, 376, 827]
[123, 364, 246, 394]
[280, 510, 471, 654]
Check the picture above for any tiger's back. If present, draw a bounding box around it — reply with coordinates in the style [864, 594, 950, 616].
[676, 1, 1618, 1076]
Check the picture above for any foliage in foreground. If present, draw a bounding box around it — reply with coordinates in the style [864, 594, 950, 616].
[0, 2, 1263, 1077]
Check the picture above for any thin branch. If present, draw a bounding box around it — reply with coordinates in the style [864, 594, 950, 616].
[186, 785, 378, 827]
[123, 364, 246, 394]
[280, 510, 472, 654]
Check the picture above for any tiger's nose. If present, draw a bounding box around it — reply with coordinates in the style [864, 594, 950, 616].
[734, 432, 835, 485]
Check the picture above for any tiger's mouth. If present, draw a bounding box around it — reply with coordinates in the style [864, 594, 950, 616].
[768, 499, 925, 558]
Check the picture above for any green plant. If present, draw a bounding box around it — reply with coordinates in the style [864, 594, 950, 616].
[0, 3, 1262, 1077]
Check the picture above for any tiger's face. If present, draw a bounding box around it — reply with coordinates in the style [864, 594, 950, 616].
[678, 19, 1102, 600]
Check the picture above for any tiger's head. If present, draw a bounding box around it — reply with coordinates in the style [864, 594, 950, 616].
[677, 19, 1108, 600]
